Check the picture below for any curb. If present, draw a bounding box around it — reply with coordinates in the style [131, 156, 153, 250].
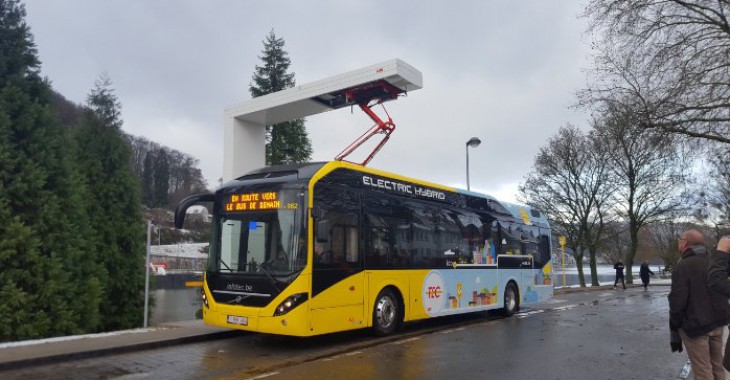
[0, 329, 241, 372]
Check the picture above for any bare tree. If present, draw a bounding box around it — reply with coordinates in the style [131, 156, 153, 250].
[705, 146, 730, 231]
[597, 220, 630, 265]
[646, 220, 686, 272]
[520, 125, 615, 287]
[595, 104, 691, 283]
[583, 0, 730, 144]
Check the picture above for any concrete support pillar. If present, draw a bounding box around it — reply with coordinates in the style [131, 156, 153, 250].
[223, 116, 266, 182]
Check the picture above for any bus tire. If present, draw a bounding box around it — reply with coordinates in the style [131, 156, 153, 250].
[372, 288, 401, 337]
[502, 282, 519, 317]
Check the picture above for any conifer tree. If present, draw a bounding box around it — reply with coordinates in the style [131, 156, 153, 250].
[249, 30, 312, 165]
[74, 74, 145, 330]
[0, 0, 92, 340]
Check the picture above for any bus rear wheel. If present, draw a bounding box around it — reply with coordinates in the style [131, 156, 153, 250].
[372, 288, 401, 337]
[502, 282, 519, 317]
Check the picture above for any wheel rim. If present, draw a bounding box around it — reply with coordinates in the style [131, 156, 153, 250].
[375, 295, 396, 330]
[505, 287, 516, 312]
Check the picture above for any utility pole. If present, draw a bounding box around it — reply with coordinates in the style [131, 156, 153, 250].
[144, 220, 151, 328]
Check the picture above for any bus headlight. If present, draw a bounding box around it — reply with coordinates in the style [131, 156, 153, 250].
[274, 293, 308, 316]
[202, 291, 209, 309]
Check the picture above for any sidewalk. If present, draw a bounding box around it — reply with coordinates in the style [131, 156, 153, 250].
[0, 280, 672, 371]
[0, 320, 237, 371]
[554, 277, 671, 294]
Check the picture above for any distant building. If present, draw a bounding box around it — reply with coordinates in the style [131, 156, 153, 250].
[149, 243, 208, 273]
[187, 205, 210, 221]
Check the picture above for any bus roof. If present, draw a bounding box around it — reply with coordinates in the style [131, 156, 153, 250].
[222, 161, 549, 227]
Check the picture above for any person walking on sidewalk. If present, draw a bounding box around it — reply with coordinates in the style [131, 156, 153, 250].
[613, 260, 626, 289]
[706, 236, 730, 372]
[669, 230, 730, 380]
[639, 261, 655, 290]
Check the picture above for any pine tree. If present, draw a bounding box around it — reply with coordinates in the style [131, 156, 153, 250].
[74, 74, 145, 330]
[249, 30, 312, 165]
[0, 0, 91, 340]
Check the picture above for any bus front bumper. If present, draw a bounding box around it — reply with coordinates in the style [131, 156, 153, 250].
[203, 302, 311, 336]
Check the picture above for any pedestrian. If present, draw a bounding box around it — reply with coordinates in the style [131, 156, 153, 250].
[639, 261, 655, 290]
[668, 230, 730, 380]
[613, 260, 626, 289]
[706, 235, 730, 371]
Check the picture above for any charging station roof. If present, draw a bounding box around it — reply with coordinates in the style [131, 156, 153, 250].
[225, 58, 423, 126]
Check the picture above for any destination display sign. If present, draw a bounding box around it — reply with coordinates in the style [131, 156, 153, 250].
[224, 191, 299, 212]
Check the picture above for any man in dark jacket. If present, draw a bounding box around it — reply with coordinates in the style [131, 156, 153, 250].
[669, 230, 730, 380]
[639, 261, 655, 290]
[613, 260, 626, 289]
[706, 236, 730, 371]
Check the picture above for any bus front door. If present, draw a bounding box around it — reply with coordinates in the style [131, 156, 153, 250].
[309, 223, 364, 334]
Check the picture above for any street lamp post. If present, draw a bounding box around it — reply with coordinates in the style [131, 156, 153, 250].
[465, 137, 481, 191]
[144, 220, 151, 328]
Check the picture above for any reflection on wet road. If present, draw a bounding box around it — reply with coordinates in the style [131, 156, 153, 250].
[2, 287, 687, 380]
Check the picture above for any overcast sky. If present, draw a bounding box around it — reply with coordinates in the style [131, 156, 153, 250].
[23, 1, 590, 203]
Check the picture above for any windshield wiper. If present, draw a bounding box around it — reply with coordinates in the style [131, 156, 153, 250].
[257, 263, 281, 293]
[218, 257, 233, 272]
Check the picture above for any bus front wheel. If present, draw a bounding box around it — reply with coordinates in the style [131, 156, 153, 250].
[502, 282, 519, 317]
[372, 288, 401, 336]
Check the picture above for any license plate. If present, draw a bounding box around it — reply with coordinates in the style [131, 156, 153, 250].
[227, 315, 248, 326]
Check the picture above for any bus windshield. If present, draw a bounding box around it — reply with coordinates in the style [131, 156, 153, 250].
[209, 188, 306, 275]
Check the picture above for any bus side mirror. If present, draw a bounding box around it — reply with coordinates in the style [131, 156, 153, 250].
[175, 193, 215, 229]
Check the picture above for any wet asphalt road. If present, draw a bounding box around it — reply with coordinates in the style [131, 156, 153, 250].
[2, 286, 693, 380]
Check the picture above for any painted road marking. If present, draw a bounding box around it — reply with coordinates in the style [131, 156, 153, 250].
[516, 310, 545, 318]
[111, 374, 151, 379]
[244, 373, 280, 380]
[439, 327, 466, 334]
[393, 337, 421, 344]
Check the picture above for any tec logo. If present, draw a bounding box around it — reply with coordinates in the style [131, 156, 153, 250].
[422, 271, 446, 316]
[426, 286, 442, 299]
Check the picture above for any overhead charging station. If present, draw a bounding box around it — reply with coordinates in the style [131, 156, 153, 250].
[223, 59, 423, 181]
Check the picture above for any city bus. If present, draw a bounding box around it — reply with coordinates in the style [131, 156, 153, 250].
[175, 161, 553, 337]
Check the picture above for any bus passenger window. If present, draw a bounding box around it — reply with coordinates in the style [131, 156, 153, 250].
[346, 227, 359, 262]
[314, 241, 329, 264]
[313, 183, 360, 268]
[314, 218, 358, 268]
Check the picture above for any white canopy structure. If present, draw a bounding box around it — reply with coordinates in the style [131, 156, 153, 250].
[223, 58, 423, 181]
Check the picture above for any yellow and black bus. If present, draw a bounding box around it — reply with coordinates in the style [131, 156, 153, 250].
[175, 161, 553, 337]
